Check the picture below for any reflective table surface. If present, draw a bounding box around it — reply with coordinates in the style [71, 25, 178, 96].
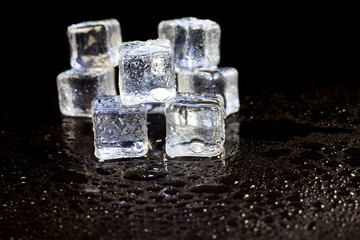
[1, 81, 359, 239]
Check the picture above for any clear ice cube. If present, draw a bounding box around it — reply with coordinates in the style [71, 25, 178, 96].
[91, 96, 148, 160]
[118, 39, 176, 106]
[67, 18, 122, 69]
[158, 17, 221, 70]
[177, 67, 240, 116]
[165, 93, 225, 157]
[57, 67, 116, 117]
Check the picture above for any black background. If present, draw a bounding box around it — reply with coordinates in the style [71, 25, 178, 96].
[2, 2, 356, 120]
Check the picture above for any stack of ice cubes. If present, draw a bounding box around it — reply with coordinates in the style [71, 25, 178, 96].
[56, 17, 240, 161]
[158, 17, 240, 117]
[158, 17, 240, 157]
[56, 19, 122, 117]
[93, 39, 177, 160]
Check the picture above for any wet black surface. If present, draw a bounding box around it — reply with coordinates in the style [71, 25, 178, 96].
[1, 81, 359, 239]
[2, 2, 359, 239]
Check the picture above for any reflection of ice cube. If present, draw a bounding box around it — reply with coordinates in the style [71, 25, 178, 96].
[177, 67, 240, 116]
[165, 93, 225, 157]
[118, 39, 176, 106]
[225, 121, 240, 157]
[91, 96, 148, 161]
[61, 117, 93, 158]
[56, 68, 116, 117]
[67, 19, 122, 69]
[158, 17, 220, 69]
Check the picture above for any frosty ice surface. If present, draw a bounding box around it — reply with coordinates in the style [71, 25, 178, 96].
[57, 68, 116, 117]
[165, 93, 225, 157]
[118, 39, 176, 106]
[67, 18, 122, 69]
[158, 17, 221, 70]
[177, 67, 240, 116]
[91, 96, 148, 160]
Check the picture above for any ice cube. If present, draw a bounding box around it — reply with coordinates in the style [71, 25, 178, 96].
[67, 18, 122, 69]
[57, 67, 116, 117]
[118, 39, 176, 105]
[177, 67, 240, 116]
[165, 93, 225, 157]
[158, 17, 221, 70]
[91, 96, 148, 160]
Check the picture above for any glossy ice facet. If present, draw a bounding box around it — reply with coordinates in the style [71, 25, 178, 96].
[91, 96, 148, 160]
[177, 67, 240, 116]
[57, 68, 116, 117]
[165, 93, 225, 157]
[118, 39, 176, 106]
[158, 17, 220, 70]
[67, 18, 122, 69]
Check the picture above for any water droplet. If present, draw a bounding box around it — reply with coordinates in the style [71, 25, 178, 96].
[118, 182, 131, 188]
[127, 188, 145, 195]
[300, 151, 323, 160]
[150, 88, 171, 101]
[189, 183, 229, 194]
[95, 167, 116, 175]
[164, 188, 179, 195]
[302, 142, 325, 150]
[149, 194, 165, 202]
[218, 174, 240, 185]
[146, 185, 163, 192]
[123, 165, 168, 181]
[289, 157, 306, 165]
[189, 140, 204, 153]
[173, 193, 192, 201]
[164, 178, 189, 188]
[233, 190, 247, 199]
